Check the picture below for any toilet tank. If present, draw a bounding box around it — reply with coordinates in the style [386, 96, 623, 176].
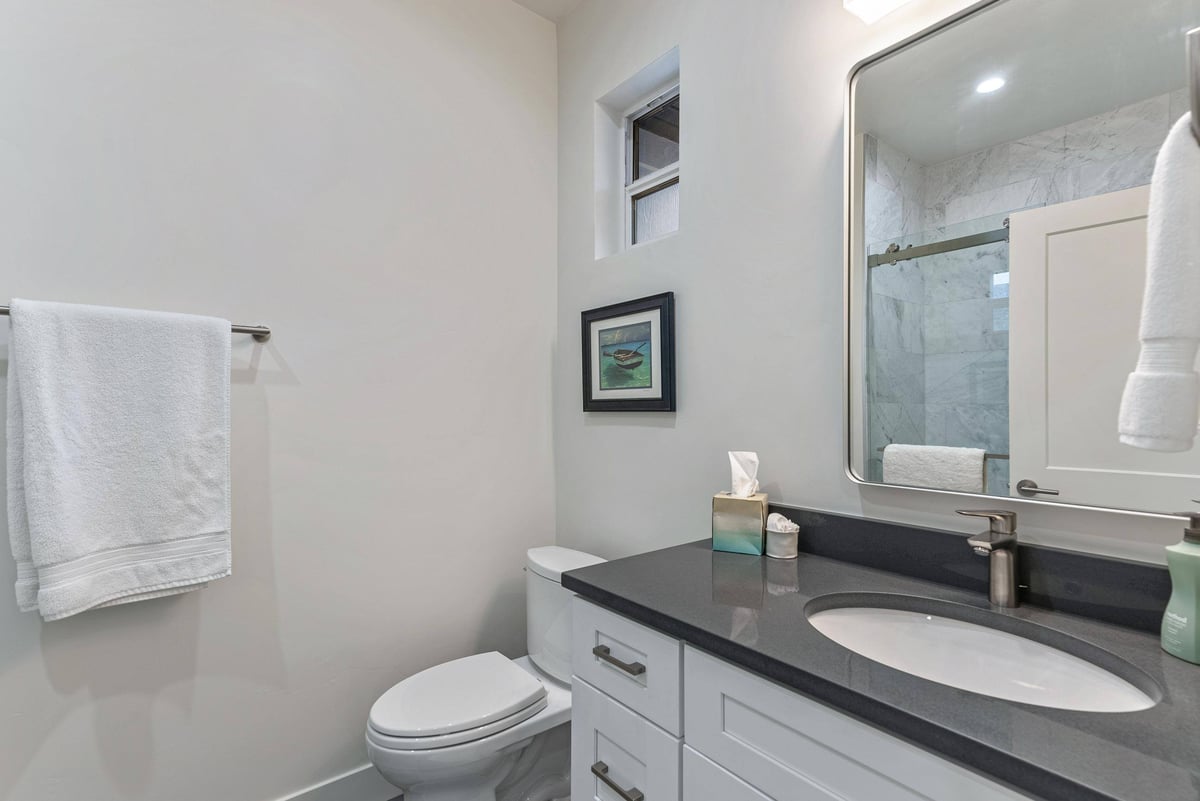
[526, 546, 605, 684]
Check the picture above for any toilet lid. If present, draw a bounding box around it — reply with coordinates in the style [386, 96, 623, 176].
[368, 652, 547, 738]
[366, 695, 547, 751]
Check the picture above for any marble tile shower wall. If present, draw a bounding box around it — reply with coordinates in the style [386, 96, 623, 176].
[922, 91, 1188, 232]
[923, 240, 1011, 494]
[863, 89, 1185, 491]
[864, 136, 926, 482]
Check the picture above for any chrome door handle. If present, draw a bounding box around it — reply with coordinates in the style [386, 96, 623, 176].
[591, 761, 644, 801]
[1016, 479, 1059, 497]
[592, 645, 646, 676]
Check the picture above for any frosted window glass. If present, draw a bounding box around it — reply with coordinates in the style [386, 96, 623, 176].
[632, 180, 679, 244]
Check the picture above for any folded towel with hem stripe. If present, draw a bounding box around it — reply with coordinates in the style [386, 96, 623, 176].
[8, 298, 231, 621]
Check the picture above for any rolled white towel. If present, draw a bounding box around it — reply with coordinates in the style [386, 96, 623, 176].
[1119, 112, 1200, 452]
[1118, 341, 1199, 451]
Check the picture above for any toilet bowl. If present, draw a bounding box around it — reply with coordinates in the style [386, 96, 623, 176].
[366, 546, 604, 801]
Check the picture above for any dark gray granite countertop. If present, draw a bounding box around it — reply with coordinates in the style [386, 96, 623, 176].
[562, 540, 1200, 801]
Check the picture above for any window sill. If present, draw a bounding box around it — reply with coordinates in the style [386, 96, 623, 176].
[592, 229, 680, 264]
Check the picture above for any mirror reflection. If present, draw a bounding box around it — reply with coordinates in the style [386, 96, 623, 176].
[849, 0, 1200, 513]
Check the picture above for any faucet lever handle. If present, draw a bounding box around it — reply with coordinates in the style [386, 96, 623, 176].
[956, 509, 1017, 535]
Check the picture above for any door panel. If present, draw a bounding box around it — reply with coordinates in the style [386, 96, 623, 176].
[1009, 185, 1200, 511]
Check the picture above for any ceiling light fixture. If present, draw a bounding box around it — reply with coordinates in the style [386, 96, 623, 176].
[976, 76, 1007, 94]
[843, 0, 914, 24]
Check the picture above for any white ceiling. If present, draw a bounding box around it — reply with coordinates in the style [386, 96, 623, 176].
[855, 0, 1199, 164]
[510, 0, 583, 23]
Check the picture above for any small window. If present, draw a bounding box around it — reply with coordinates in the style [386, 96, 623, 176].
[625, 90, 679, 246]
[990, 271, 1010, 299]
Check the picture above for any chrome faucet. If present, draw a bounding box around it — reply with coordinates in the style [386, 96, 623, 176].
[957, 509, 1019, 608]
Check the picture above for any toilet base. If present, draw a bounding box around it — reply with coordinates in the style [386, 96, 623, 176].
[370, 722, 570, 801]
[400, 753, 519, 801]
[496, 723, 570, 801]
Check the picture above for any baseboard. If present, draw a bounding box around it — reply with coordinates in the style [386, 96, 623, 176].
[277, 764, 399, 801]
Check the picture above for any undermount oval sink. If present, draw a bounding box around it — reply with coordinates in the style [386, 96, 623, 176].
[806, 594, 1159, 713]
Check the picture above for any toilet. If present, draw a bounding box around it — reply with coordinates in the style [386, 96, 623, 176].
[366, 546, 604, 801]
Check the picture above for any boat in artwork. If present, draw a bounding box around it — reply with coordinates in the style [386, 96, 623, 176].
[602, 343, 647, 370]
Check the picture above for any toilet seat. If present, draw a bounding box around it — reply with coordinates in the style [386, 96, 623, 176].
[368, 651, 548, 751]
[367, 695, 547, 751]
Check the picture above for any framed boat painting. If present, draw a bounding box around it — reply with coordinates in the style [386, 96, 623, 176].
[581, 292, 675, 412]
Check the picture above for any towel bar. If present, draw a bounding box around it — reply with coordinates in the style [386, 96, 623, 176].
[0, 305, 270, 342]
[877, 447, 1008, 461]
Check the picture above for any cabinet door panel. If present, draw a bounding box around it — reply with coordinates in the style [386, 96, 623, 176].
[684, 646, 1032, 801]
[571, 677, 681, 801]
[683, 745, 777, 801]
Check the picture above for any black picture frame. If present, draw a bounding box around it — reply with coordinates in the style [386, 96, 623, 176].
[581, 292, 675, 412]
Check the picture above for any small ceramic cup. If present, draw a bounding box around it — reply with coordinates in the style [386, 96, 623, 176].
[765, 528, 799, 559]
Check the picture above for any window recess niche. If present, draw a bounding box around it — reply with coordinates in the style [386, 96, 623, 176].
[595, 47, 680, 260]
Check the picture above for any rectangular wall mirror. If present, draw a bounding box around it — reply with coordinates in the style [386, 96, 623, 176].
[846, 0, 1200, 514]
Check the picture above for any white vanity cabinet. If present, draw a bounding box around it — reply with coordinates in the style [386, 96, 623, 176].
[571, 599, 683, 801]
[570, 598, 1035, 801]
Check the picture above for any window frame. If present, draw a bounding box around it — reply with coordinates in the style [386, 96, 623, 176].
[628, 175, 680, 248]
[623, 84, 680, 248]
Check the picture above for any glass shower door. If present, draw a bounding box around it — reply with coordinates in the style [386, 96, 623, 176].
[865, 214, 1011, 496]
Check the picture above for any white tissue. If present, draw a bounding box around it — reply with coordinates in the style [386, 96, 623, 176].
[766, 513, 799, 533]
[729, 451, 760, 497]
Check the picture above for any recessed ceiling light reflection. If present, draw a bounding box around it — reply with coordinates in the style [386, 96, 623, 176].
[976, 76, 1007, 94]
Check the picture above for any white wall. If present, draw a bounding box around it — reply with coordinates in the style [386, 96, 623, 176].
[0, 2, 557, 800]
[553, 0, 1182, 564]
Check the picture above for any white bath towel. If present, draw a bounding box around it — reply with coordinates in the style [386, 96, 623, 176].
[1119, 112, 1200, 452]
[882, 444, 985, 494]
[8, 299, 231, 620]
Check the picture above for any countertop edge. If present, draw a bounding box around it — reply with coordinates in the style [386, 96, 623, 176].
[562, 572, 1120, 801]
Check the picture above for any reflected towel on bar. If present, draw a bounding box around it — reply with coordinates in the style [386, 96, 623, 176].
[1119, 112, 1200, 452]
[7, 299, 232, 621]
[882, 444, 985, 494]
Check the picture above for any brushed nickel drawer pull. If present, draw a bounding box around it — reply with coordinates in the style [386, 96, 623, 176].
[591, 760, 645, 801]
[592, 644, 646, 676]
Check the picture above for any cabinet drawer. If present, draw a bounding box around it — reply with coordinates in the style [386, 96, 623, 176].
[684, 647, 1033, 801]
[571, 678, 681, 801]
[683, 745, 775, 801]
[572, 598, 682, 735]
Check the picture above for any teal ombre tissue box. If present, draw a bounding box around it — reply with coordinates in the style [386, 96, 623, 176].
[712, 492, 768, 555]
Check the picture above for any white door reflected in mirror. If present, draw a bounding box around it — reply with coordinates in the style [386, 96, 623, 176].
[1008, 187, 1200, 511]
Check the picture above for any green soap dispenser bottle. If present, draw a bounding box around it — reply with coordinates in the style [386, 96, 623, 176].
[1162, 512, 1200, 663]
